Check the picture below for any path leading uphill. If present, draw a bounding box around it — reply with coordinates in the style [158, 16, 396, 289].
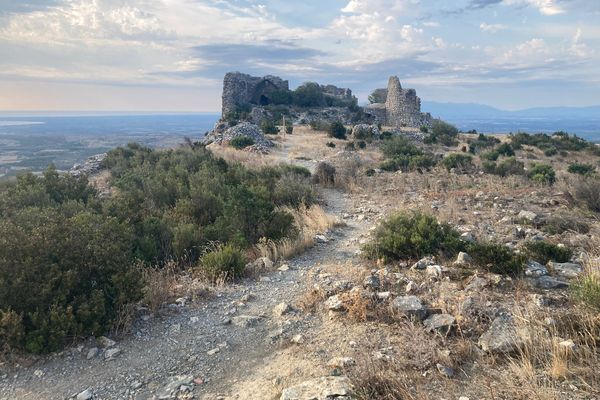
[0, 186, 376, 400]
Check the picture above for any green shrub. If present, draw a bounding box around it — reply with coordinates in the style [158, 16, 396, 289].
[260, 120, 279, 135]
[568, 163, 595, 176]
[496, 143, 515, 156]
[380, 131, 393, 140]
[380, 136, 437, 172]
[363, 212, 463, 261]
[523, 241, 573, 264]
[483, 157, 525, 177]
[345, 142, 356, 151]
[419, 126, 429, 133]
[199, 244, 245, 282]
[356, 140, 367, 149]
[510, 132, 590, 153]
[466, 242, 524, 275]
[425, 120, 459, 146]
[571, 273, 600, 310]
[229, 136, 255, 149]
[480, 151, 499, 161]
[542, 213, 590, 235]
[285, 125, 294, 134]
[326, 142, 336, 148]
[328, 121, 347, 139]
[528, 163, 556, 185]
[442, 153, 473, 172]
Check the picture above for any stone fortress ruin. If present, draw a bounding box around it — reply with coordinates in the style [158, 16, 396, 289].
[214, 71, 435, 132]
[365, 76, 433, 128]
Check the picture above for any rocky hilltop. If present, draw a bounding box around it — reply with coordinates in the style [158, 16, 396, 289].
[205, 72, 435, 144]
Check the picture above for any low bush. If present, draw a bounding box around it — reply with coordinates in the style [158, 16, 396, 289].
[345, 142, 356, 151]
[571, 273, 600, 310]
[229, 136, 255, 149]
[260, 119, 279, 135]
[199, 244, 246, 282]
[363, 212, 463, 261]
[285, 125, 293, 134]
[356, 140, 367, 149]
[313, 162, 336, 187]
[511, 131, 590, 152]
[571, 177, 600, 212]
[424, 120, 459, 146]
[568, 163, 595, 176]
[326, 142, 336, 148]
[468, 134, 500, 153]
[483, 157, 525, 177]
[441, 153, 473, 172]
[328, 121, 347, 140]
[380, 136, 437, 172]
[528, 163, 556, 185]
[380, 131, 393, 140]
[466, 242, 525, 275]
[542, 213, 590, 235]
[523, 241, 573, 264]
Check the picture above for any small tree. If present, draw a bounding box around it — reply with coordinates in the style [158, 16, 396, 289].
[528, 163, 556, 185]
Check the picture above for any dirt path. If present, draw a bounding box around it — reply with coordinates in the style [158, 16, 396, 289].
[0, 185, 372, 400]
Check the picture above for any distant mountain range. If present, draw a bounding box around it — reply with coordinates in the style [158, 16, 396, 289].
[422, 102, 600, 120]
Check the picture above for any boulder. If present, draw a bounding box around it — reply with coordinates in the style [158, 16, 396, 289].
[423, 314, 455, 334]
[273, 302, 293, 317]
[203, 122, 274, 148]
[479, 315, 524, 353]
[533, 275, 569, 289]
[548, 262, 582, 279]
[454, 252, 472, 265]
[390, 296, 427, 320]
[363, 274, 381, 291]
[411, 256, 435, 270]
[76, 389, 93, 400]
[156, 375, 194, 400]
[524, 260, 548, 277]
[325, 295, 345, 311]
[280, 376, 353, 400]
[517, 210, 538, 223]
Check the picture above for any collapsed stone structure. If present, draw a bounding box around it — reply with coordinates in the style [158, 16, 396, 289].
[365, 76, 433, 128]
[217, 72, 434, 131]
[221, 72, 290, 115]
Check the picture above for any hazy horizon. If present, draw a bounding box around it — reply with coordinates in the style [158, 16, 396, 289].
[1, 1, 599, 112]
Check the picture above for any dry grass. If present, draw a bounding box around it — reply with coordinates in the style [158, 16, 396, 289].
[140, 261, 179, 312]
[296, 286, 327, 313]
[255, 204, 341, 262]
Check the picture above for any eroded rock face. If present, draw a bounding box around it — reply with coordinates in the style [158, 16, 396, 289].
[280, 376, 353, 400]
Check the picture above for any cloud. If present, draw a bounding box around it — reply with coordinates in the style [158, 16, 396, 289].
[0, 1, 60, 15]
[480, 22, 506, 32]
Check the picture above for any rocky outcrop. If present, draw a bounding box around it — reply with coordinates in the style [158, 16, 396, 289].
[70, 153, 106, 177]
[202, 122, 273, 151]
[365, 76, 433, 129]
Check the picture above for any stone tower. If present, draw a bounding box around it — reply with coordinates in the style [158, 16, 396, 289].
[385, 76, 423, 127]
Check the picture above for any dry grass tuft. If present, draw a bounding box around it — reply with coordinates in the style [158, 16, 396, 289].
[255, 204, 341, 262]
[140, 261, 179, 312]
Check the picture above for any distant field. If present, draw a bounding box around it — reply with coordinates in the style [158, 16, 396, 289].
[0, 113, 219, 179]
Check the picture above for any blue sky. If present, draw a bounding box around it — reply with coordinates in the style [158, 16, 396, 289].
[0, 0, 598, 111]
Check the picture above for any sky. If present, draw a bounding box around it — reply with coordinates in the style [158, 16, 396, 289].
[0, 0, 599, 112]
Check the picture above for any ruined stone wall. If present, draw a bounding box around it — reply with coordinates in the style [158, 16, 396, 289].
[364, 76, 432, 128]
[320, 84, 353, 99]
[221, 72, 289, 116]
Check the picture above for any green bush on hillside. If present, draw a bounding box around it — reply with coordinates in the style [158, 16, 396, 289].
[568, 163, 596, 176]
[199, 244, 246, 282]
[379, 136, 437, 172]
[528, 163, 556, 185]
[424, 120, 459, 146]
[363, 212, 463, 261]
[328, 121, 347, 140]
[466, 242, 525, 276]
[483, 157, 525, 177]
[0, 145, 313, 353]
[442, 153, 473, 172]
[260, 119, 279, 135]
[523, 241, 573, 264]
[230, 136, 255, 149]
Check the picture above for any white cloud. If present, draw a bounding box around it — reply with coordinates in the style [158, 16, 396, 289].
[503, 0, 565, 15]
[479, 22, 506, 33]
